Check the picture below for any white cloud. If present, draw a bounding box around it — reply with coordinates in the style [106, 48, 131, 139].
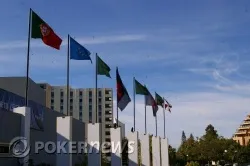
[114, 91, 250, 148]
[0, 34, 147, 50]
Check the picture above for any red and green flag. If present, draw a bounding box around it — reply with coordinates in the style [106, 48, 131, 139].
[31, 10, 62, 50]
[116, 67, 131, 111]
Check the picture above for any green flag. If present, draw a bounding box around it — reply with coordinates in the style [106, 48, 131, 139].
[155, 92, 164, 107]
[135, 79, 149, 95]
[97, 55, 111, 78]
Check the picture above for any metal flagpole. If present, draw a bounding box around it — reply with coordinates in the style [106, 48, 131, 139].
[66, 35, 70, 116]
[133, 77, 136, 131]
[25, 8, 32, 107]
[163, 97, 166, 139]
[144, 96, 147, 134]
[116, 67, 119, 127]
[155, 114, 158, 136]
[155, 114, 157, 137]
[95, 53, 98, 123]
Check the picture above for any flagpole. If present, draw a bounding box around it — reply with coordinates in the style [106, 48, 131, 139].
[163, 97, 166, 139]
[95, 53, 98, 123]
[133, 77, 136, 131]
[155, 114, 158, 137]
[116, 67, 119, 127]
[144, 96, 147, 134]
[66, 35, 70, 116]
[25, 8, 32, 107]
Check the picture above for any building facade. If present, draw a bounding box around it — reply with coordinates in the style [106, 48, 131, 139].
[233, 114, 250, 146]
[38, 83, 113, 146]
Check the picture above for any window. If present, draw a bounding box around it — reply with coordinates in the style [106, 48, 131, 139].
[105, 90, 110, 95]
[60, 109, 63, 113]
[105, 131, 110, 135]
[70, 112, 73, 116]
[89, 98, 92, 103]
[79, 112, 82, 117]
[105, 138, 111, 142]
[79, 116, 82, 121]
[98, 105, 102, 111]
[98, 91, 102, 97]
[79, 99, 82, 102]
[70, 106, 73, 110]
[98, 98, 102, 103]
[51, 92, 54, 97]
[105, 117, 112, 121]
[70, 91, 73, 97]
[51, 99, 54, 104]
[79, 91, 83, 96]
[60, 99, 64, 103]
[105, 124, 111, 128]
[98, 112, 102, 116]
[89, 105, 92, 111]
[89, 91, 92, 97]
[70, 99, 73, 103]
[99, 118, 102, 123]
[105, 104, 111, 108]
[79, 106, 82, 110]
[60, 91, 64, 97]
[89, 119, 92, 123]
[105, 97, 111, 101]
[105, 111, 111, 114]
[60, 106, 63, 110]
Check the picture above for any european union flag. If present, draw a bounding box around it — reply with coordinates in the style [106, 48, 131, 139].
[69, 37, 92, 63]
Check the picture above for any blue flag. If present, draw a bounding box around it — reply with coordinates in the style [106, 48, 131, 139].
[69, 37, 92, 63]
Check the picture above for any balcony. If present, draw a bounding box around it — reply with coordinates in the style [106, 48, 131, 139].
[243, 121, 250, 125]
[238, 126, 250, 130]
[105, 110, 112, 115]
[235, 130, 247, 135]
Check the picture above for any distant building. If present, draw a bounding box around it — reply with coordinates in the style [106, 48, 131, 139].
[233, 114, 250, 146]
[38, 83, 114, 158]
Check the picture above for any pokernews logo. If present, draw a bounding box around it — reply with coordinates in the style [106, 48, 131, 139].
[8, 137, 135, 158]
[9, 137, 30, 158]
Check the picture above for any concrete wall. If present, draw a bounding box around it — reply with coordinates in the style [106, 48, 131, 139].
[0, 107, 86, 166]
[72, 117, 86, 165]
[0, 109, 21, 166]
[0, 77, 45, 106]
[0, 109, 21, 142]
[30, 107, 65, 165]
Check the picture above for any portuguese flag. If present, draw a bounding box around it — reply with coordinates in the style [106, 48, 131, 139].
[31, 10, 62, 50]
[116, 67, 131, 111]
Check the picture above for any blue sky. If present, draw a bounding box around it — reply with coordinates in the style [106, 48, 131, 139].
[1, 0, 250, 148]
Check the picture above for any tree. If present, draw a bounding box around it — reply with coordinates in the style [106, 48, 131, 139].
[186, 161, 200, 166]
[182, 131, 187, 144]
[203, 124, 218, 140]
[169, 145, 177, 165]
[189, 134, 194, 141]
